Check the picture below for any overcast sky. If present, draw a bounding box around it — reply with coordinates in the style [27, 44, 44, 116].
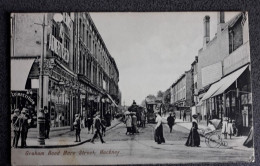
[90, 12, 240, 106]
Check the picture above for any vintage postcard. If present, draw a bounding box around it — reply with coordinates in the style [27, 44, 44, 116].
[10, 12, 254, 165]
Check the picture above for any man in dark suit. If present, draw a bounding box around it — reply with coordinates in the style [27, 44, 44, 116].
[16, 109, 29, 148]
[91, 113, 105, 144]
[44, 106, 51, 139]
[12, 109, 20, 148]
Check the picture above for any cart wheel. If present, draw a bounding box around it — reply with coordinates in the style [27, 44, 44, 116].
[208, 134, 221, 148]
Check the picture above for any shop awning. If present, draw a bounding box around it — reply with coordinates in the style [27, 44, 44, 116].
[201, 80, 223, 101]
[211, 65, 248, 97]
[11, 58, 35, 91]
[201, 65, 248, 101]
[107, 94, 118, 107]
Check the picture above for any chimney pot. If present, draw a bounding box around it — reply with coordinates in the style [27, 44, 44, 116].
[203, 15, 210, 46]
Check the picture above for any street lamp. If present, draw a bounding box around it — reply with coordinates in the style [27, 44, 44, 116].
[34, 14, 48, 145]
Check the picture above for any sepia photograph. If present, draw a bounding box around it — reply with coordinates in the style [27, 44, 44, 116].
[10, 12, 254, 165]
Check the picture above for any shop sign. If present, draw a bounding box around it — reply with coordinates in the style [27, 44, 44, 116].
[11, 92, 35, 105]
[48, 34, 69, 63]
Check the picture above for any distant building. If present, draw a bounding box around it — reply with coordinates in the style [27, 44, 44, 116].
[170, 69, 193, 119]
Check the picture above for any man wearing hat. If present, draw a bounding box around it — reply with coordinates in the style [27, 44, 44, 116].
[15, 108, 29, 148]
[91, 113, 105, 144]
[73, 114, 81, 142]
[44, 106, 51, 139]
[12, 109, 20, 148]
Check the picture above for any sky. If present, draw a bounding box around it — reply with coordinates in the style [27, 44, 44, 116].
[90, 12, 240, 106]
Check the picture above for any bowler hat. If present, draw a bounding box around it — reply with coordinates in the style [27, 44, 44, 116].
[192, 114, 198, 119]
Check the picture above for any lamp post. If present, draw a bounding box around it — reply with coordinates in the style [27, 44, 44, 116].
[34, 14, 48, 145]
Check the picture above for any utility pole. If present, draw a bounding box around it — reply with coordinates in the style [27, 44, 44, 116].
[34, 14, 48, 145]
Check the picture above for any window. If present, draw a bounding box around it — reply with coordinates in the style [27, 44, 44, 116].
[83, 24, 85, 42]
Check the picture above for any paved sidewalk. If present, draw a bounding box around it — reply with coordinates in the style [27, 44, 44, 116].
[162, 115, 251, 151]
[12, 118, 122, 148]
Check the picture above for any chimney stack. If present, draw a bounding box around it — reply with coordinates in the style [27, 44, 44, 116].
[203, 15, 210, 47]
[217, 12, 225, 34]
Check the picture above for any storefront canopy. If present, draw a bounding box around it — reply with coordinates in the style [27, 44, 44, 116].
[211, 65, 248, 97]
[201, 65, 248, 101]
[11, 58, 35, 91]
[107, 94, 118, 107]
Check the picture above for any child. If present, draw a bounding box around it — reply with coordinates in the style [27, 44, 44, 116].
[227, 119, 234, 139]
[73, 114, 81, 142]
[222, 117, 228, 139]
[232, 120, 238, 137]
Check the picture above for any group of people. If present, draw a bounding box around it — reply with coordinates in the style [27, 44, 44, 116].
[12, 108, 30, 148]
[125, 112, 139, 135]
[11, 106, 51, 148]
[73, 112, 108, 144]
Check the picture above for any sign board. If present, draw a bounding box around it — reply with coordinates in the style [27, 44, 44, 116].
[11, 92, 35, 105]
[48, 34, 69, 63]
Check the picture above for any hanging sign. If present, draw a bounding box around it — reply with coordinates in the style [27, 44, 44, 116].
[11, 92, 35, 105]
[48, 34, 69, 63]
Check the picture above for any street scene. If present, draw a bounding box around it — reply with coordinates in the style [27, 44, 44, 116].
[11, 12, 254, 165]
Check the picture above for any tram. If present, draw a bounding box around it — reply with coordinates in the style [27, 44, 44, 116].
[145, 97, 163, 123]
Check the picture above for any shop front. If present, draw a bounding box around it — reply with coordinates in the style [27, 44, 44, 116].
[201, 65, 252, 135]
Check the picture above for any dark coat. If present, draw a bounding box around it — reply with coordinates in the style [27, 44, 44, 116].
[185, 121, 200, 147]
[167, 115, 175, 126]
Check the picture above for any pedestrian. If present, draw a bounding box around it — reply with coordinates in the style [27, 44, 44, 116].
[183, 111, 186, 121]
[44, 106, 50, 139]
[16, 109, 29, 148]
[91, 113, 105, 144]
[132, 112, 139, 134]
[140, 112, 146, 127]
[12, 109, 20, 148]
[154, 111, 165, 144]
[101, 118, 107, 137]
[167, 112, 175, 133]
[86, 116, 94, 134]
[222, 117, 228, 139]
[185, 114, 200, 147]
[73, 114, 81, 142]
[125, 114, 132, 135]
[227, 119, 233, 139]
[232, 120, 238, 136]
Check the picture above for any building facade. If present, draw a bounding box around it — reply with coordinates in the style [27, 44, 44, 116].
[197, 12, 251, 135]
[170, 70, 193, 119]
[10, 13, 120, 129]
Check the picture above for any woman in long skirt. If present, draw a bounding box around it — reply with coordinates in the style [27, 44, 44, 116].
[185, 114, 200, 147]
[154, 112, 165, 144]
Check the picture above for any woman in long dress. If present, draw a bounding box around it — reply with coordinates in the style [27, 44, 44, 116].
[125, 114, 132, 135]
[154, 112, 165, 144]
[185, 114, 200, 147]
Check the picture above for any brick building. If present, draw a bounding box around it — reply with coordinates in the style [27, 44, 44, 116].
[10, 13, 120, 129]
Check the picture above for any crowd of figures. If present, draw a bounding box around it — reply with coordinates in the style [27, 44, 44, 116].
[11, 105, 113, 148]
[73, 111, 112, 144]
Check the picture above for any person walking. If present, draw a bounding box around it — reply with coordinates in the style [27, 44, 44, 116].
[73, 114, 81, 142]
[154, 111, 165, 144]
[183, 111, 186, 121]
[125, 114, 132, 135]
[185, 114, 200, 147]
[140, 112, 146, 127]
[44, 106, 50, 139]
[91, 113, 105, 144]
[12, 109, 20, 148]
[86, 116, 93, 134]
[167, 112, 175, 133]
[16, 109, 29, 148]
[132, 112, 139, 134]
